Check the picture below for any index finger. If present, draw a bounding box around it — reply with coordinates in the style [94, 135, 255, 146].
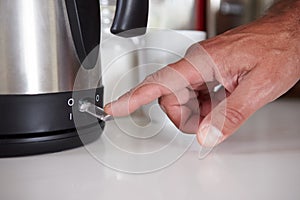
[104, 59, 202, 117]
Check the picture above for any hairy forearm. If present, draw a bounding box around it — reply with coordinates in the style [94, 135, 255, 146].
[266, 0, 300, 29]
[266, 0, 300, 76]
[268, 0, 300, 16]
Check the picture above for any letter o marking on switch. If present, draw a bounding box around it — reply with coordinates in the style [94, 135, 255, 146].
[68, 98, 75, 107]
[96, 95, 100, 102]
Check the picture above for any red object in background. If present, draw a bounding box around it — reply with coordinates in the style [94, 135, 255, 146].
[195, 0, 206, 31]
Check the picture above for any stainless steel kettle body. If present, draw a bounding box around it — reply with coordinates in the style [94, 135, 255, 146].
[0, 0, 101, 95]
[0, 0, 148, 157]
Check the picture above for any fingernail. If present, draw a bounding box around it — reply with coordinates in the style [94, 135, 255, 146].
[104, 103, 113, 115]
[198, 125, 223, 147]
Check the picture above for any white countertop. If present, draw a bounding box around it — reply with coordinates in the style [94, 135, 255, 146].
[0, 99, 299, 200]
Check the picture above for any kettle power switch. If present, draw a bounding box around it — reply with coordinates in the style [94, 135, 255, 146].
[79, 100, 113, 122]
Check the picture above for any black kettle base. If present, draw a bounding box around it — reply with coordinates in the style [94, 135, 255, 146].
[0, 122, 104, 158]
[0, 88, 105, 158]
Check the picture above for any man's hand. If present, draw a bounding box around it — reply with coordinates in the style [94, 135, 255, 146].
[105, 0, 300, 147]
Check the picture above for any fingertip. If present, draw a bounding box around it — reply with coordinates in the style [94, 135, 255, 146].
[104, 103, 113, 115]
[197, 124, 224, 148]
[104, 100, 130, 117]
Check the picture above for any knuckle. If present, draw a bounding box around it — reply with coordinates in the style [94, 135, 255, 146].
[144, 74, 154, 83]
[144, 72, 160, 84]
[131, 87, 143, 98]
[185, 43, 201, 56]
[220, 106, 246, 128]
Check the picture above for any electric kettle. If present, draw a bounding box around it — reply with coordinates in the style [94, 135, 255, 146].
[0, 0, 148, 157]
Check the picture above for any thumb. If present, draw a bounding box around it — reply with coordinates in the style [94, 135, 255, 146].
[197, 74, 270, 147]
